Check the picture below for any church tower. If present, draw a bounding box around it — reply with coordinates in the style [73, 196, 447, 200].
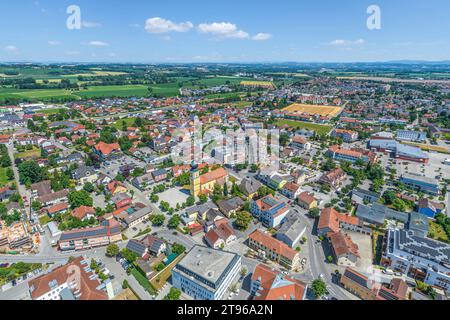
[190, 163, 201, 197]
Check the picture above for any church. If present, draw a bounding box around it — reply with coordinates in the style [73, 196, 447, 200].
[190, 164, 229, 197]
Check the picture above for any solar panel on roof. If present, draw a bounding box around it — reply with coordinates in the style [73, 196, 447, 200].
[344, 270, 368, 288]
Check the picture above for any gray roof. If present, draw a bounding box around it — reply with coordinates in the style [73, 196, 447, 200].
[401, 173, 437, 186]
[72, 166, 97, 180]
[217, 197, 244, 214]
[408, 212, 429, 234]
[185, 201, 218, 216]
[276, 214, 306, 243]
[174, 245, 241, 290]
[126, 239, 147, 256]
[389, 228, 450, 265]
[239, 177, 262, 195]
[124, 206, 152, 225]
[356, 203, 409, 225]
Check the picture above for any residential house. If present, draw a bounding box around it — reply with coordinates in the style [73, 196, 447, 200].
[248, 230, 300, 270]
[72, 166, 98, 185]
[250, 264, 307, 300]
[297, 192, 317, 210]
[58, 217, 122, 251]
[131, 173, 154, 191]
[151, 169, 168, 183]
[275, 214, 306, 248]
[251, 195, 290, 228]
[46, 202, 69, 217]
[319, 168, 347, 190]
[28, 257, 108, 300]
[329, 231, 360, 267]
[204, 220, 236, 249]
[239, 177, 262, 200]
[280, 182, 302, 199]
[71, 206, 96, 221]
[217, 197, 244, 218]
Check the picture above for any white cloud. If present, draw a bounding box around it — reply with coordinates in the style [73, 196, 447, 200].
[81, 21, 101, 28]
[198, 22, 249, 39]
[4, 45, 18, 52]
[86, 41, 109, 47]
[145, 17, 193, 34]
[252, 33, 273, 41]
[48, 40, 61, 46]
[329, 39, 365, 46]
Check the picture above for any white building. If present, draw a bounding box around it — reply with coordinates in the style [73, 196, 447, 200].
[383, 228, 450, 292]
[172, 245, 241, 300]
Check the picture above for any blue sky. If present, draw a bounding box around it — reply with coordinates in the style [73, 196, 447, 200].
[0, 0, 449, 63]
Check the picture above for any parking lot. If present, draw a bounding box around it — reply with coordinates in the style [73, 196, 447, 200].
[157, 187, 190, 209]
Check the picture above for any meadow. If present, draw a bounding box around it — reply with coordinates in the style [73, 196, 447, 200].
[274, 119, 333, 135]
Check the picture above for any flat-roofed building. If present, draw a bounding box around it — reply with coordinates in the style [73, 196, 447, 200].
[383, 228, 450, 291]
[172, 245, 241, 300]
[400, 173, 439, 195]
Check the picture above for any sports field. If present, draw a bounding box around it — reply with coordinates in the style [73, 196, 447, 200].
[282, 103, 343, 117]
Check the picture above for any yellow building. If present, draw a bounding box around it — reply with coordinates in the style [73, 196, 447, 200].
[190, 165, 228, 197]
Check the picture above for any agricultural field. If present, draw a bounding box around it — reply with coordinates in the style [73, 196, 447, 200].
[240, 80, 275, 89]
[282, 103, 343, 118]
[274, 119, 333, 135]
[403, 142, 450, 154]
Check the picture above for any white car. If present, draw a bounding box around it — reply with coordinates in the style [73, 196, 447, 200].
[301, 258, 307, 266]
[319, 274, 324, 280]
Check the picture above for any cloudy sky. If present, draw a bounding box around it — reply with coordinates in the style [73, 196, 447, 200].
[0, 0, 449, 63]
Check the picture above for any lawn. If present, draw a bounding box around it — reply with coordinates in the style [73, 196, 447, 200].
[113, 118, 138, 130]
[149, 253, 184, 291]
[15, 147, 41, 160]
[38, 215, 52, 226]
[429, 220, 449, 243]
[0, 263, 42, 286]
[0, 167, 10, 187]
[274, 119, 333, 135]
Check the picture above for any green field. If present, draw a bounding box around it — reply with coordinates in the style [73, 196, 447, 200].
[274, 119, 333, 135]
[113, 118, 138, 129]
[15, 148, 41, 160]
[0, 167, 10, 186]
[429, 220, 449, 243]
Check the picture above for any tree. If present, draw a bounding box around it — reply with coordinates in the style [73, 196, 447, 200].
[151, 214, 165, 226]
[223, 183, 229, 197]
[83, 182, 95, 193]
[309, 207, 321, 218]
[68, 190, 93, 209]
[31, 200, 42, 212]
[234, 211, 253, 231]
[171, 242, 186, 255]
[186, 196, 195, 207]
[120, 248, 138, 263]
[150, 194, 159, 203]
[311, 279, 328, 299]
[18, 160, 46, 185]
[106, 243, 120, 257]
[6, 168, 14, 181]
[168, 214, 181, 229]
[164, 288, 181, 300]
[198, 194, 208, 204]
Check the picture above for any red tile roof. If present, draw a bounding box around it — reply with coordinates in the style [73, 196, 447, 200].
[28, 256, 108, 300]
[200, 167, 228, 185]
[249, 230, 298, 261]
[95, 141, 120, 156]
[251, 264, 307, 300]
[72, 206, 96, 220]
